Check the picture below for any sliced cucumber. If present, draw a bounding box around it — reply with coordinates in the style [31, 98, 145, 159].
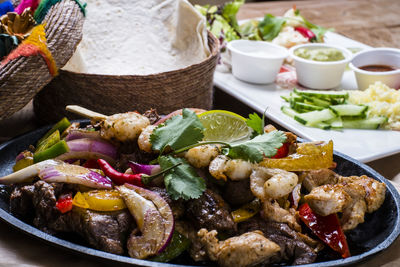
[281, 106, 299, 118]
[314, 122, 331, 130]
[281, 95, 290, 102]
[294, 88, 349, 99]
[342, 116, 388, 129]
[294, 109, 337, 126]
[292, 102, 324, 112]
[326, 117, 343, 129]
[329, 104, 368, 116]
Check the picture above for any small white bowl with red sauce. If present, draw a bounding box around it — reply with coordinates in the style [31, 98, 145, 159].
[349, 48, 400, 90]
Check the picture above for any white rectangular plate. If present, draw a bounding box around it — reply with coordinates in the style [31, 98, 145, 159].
[214, 32, 400, 163]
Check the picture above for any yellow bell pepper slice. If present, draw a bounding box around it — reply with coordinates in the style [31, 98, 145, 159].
[72, 190, 126, 211]
[260, 141, 333, 171]
[231, 199, 261, 223]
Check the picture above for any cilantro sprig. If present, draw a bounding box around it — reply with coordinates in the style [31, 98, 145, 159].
[159, 156, 206, 200]
[150, 108, 204, 153]
[150, 108, 287, 200]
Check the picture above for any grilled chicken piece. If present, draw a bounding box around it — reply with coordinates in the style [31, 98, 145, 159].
[339, 175, 386, 213]
[301, 168, 339, 191]
[262, 200, 301, 232]
[304, 174, 386, 231]
[198, 228, 280, 267]
[304, 184, 351, 216]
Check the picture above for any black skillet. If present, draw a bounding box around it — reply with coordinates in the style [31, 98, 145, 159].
[0, 121, 399, 267]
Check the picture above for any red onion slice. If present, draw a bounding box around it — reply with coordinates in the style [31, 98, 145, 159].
[56, 138, 117, 164]
[65, 130, 102, 141]
[117, 184, 174, 257]
[128, 161, 161, 175]
[39, 162, 112, 189]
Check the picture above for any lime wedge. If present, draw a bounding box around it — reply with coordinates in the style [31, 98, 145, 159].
[198, 110, 252, 142]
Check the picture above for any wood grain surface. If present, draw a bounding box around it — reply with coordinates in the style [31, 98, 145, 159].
[237, 0, 400, 48]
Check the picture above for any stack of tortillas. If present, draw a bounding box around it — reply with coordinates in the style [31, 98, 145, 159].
[34, 0, 219, 122]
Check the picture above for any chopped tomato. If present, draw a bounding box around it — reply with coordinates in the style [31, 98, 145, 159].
[299, 203, 350, 258]
[56, 193, 73, 214]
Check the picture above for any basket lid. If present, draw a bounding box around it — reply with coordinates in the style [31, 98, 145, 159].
[0, 0, 85, 120]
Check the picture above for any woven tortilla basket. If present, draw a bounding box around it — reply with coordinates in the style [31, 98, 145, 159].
[0, 0, 84, 120]
[33, 31, 220, 123]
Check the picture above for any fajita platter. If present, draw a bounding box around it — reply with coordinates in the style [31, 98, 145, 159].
[214, 31, 400, 163]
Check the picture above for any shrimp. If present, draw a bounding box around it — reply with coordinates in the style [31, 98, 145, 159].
[138, 125, 157, 153]
[100, 112, 150, 142]
[184, 145, 220, 168]
[250, 167, 298, 199]
[250, 167, 301, 231]
[209, 155, 253, 181]
[65, 105, 150, 143]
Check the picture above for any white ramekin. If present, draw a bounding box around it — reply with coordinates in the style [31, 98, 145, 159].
[227, 40, 288, 84]
[349, 48, 400, 90]
[289, 43, 353, 89]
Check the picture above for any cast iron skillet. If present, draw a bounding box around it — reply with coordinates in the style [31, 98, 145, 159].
[0, 122, 399, 267]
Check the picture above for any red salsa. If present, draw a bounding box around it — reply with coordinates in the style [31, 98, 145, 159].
[359, 64, 396, 72]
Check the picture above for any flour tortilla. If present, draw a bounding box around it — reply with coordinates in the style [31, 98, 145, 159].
[63, 0, 210, 75]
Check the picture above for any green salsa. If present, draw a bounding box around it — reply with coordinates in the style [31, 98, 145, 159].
[294, 47, 345, 62]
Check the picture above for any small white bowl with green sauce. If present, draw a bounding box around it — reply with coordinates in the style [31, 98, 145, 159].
[289, 43, 353, 89]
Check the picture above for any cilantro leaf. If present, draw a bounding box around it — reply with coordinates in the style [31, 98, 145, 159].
[150, 109, 204, 152]
[223, 130, 287, 163]
[246, 113, 264, 135]
[258, 14, 286, 41]
[159, 155, 206, 200]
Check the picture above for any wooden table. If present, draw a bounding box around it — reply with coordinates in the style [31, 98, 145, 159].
[0, 0, 400, 266]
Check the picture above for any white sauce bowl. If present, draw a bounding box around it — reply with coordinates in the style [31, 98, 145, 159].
[227, 40, 288, 84]
[289, 43, 353, 90]
[349, 48, 400, 90]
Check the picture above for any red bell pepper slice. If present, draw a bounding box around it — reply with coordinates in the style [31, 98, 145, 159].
[56, 193, 73, 214]
[299, 203, 350, 258]
[272, 142, 290, 158]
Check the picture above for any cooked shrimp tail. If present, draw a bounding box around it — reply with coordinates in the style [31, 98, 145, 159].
[66, 105, 107, 121]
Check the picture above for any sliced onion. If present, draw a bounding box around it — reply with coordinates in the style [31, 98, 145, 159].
[39, 162, 112, 189]
[65, 129, 102, 141]
[0, 159, 60, 184]
[15, 152, 26, 162]
[117, 184, 174, 257]
[128, 161, 161, 175]
[56, 138, 117, 164]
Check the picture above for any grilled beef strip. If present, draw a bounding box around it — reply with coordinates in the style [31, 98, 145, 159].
[10, 180, 134, 255]
[186, 189, 236, 233]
